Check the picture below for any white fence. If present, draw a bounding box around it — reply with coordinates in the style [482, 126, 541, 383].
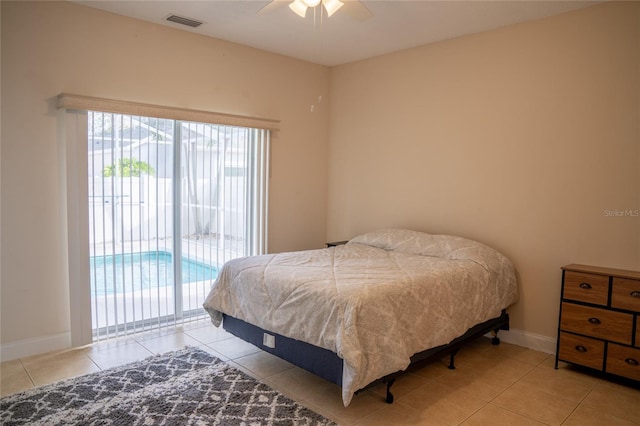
[88, 176, 246, 244]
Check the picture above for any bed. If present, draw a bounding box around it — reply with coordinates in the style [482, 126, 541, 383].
[203, 229, 518, 406]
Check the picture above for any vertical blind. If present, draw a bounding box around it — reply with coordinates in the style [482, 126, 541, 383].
[87, 111, 270, 340]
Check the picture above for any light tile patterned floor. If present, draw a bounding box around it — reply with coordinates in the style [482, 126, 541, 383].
[2, 320, 639, 425]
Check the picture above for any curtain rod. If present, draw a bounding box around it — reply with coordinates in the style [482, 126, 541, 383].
[57, 93, 280, 131]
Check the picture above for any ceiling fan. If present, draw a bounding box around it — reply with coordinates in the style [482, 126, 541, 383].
[259, 0, 373, 20]
[289, 0, 343, 17]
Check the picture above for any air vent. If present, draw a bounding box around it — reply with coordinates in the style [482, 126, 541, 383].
[166, 14, 203, 28]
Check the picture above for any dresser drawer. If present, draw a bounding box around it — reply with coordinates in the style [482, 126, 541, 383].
[563, 271, 609, 306]
[560, 302, 633, 344]
[611, 278, 640, 312]
[606, 343, 640, 381]
[558, 332, 604, 370]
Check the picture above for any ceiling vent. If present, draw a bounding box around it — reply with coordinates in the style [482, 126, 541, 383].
[166, 14, 203, 28]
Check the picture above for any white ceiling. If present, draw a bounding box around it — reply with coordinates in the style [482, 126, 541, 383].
[75, 0, 600, 66]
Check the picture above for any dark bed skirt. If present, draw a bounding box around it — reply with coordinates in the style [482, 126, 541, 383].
[222, 310, 509, 390]
[222, 314, 345, 385]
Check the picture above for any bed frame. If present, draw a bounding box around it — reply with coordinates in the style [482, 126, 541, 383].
[222, 310, 510, 403]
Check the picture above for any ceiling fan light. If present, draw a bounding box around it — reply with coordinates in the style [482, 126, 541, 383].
[289, 0, 308, 18]
[322, 0, 344, 17]
[303, 0, 322, 7]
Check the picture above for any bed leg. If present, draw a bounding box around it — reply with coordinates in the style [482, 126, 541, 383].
[491, 329, 501, 345]
[448, 348, 459, 370]
[384, 378, 396, 404]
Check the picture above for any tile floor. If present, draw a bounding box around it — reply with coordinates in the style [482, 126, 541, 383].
[2, 320, 639, 425]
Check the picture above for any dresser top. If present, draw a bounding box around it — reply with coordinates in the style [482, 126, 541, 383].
[563, 264, 640, 280]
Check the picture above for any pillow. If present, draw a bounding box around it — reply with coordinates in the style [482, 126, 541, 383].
[349, 229, 506, 269]
[348, 229, 465, 257]
[350, 229, 516, 296]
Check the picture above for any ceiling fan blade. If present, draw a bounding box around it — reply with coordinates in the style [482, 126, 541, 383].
[341, 0, 373, 21]
[257, 0, 289, 15]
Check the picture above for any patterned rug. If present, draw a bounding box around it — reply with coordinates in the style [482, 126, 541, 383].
[0, 347, 337, 425]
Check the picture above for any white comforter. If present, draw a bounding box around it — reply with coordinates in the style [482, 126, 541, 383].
[203, 229, 518, 406]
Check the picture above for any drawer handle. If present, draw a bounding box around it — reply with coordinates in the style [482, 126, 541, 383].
[579, 282, 592, 290]
[631, 291, 640, 298]
[575, 345, 587, 353]
[588, 317, 601, 325]
[625, 358, 639, 366]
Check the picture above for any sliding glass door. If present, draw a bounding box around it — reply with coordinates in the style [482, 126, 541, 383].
[87, 112, 268, 340]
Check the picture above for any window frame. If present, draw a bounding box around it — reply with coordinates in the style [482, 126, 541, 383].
[58, 94, 277, 346]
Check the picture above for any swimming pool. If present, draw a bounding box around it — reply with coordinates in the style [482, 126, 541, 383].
[90, 251, 218, 296]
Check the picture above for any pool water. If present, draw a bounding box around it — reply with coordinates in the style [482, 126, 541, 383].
[90, 251, 218, 296]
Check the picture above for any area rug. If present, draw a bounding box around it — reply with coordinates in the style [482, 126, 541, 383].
[0, 347, 337, 425]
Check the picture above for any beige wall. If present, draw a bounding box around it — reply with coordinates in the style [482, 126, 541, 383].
[1, 1, 329, 348]
[328, 1, 639, 340]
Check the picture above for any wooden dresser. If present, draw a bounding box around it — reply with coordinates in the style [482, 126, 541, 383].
[556, 264, 640, 383]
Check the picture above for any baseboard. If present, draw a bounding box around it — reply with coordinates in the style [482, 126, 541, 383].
[0, 328, 556, 362]
[489, 328, 557, 354]
[0, 332, 71, 362]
